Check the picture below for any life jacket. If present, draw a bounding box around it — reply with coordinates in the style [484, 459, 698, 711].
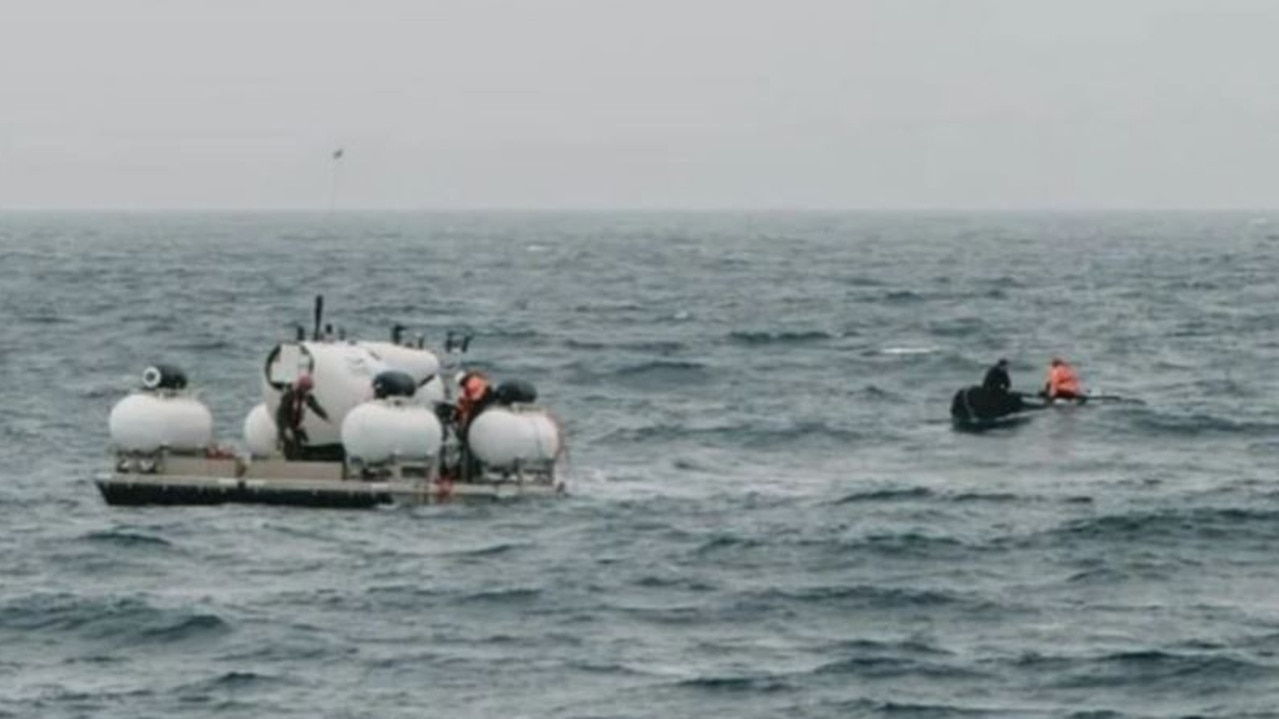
[1047, 363, 1081, 398]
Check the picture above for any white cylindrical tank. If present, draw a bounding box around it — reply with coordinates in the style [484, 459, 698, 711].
[242, 402, 277, 457]
[415, 374, 446, 405]
[467, 408, 562, 470]
[108, 393, 214, 453]
[358, 341, 440, 385]
[262, 341, 389, 447]
[341, 400, 443, 463]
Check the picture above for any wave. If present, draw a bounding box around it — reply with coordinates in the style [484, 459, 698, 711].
[364, 583, 443, 600]
[572, 301, 644, 314]
[813, 655, 988, 680]
[844, 532, 967, 558]
[950, 491, 1020, 503]
[692, 534, 766, 556]
[440, 541, 531, 558]
[0, 593, 229, 645]
[1026, 649, 1273, 691]
[833, 487, 1023, 505]
[844, 276, 886, 288]
[613, 359, 709, 377]
[632, 574, 719, 592]
[879, 346, 941, 356]
[175, 670, 287, 694]
[1046, 506, 1279, 544]
[835, 486, 934, 503]
[1129, 412, 1279, 437]
[858, 384, 899, 400]
[5, 685, 155, 708]
[564, 659, 675, 678]
[563, 338, 687, 353]
[79, 529, 174, 549]
[673, 674, 795, 693]
[598, 419, 863, 448]
[460, 587, 542, 604]
[820, 698, 1000, 716]
[1195, 377, 1257, 398]
[481, 326, 542, 340]
[727, 330, 837, 346]
[78, 383, 131, 400]
[755, 584, 965, 609]
[612, 603, 712, 625]
[17, 311, 72, 325]
[174, 338, 236, 352]
[568, 358, 713, 389]
[927, 317, 991, 338]
[822, 638, 953, 656]
[1063, 563, 1174, 585]
[878, 290, 927, 304]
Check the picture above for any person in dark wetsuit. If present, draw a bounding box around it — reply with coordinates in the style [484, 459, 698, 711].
[276, 374, 330, 460]
[983, 358, 1011, 393]
[982, 358, 1026, 415]
[952, 359, 1026, 423]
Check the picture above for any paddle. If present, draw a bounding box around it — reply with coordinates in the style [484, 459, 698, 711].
[1028, 391, 1145, 406]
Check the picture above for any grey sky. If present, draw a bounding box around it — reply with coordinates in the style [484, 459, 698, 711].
[2, 0, 1276, 210]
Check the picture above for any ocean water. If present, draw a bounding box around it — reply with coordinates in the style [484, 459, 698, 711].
[3, 211, 1279, 718]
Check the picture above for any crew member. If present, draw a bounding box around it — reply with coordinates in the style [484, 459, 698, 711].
[448, 371, 497, 481]
[983, 358, 1011, 394]
[276, 374, 330, 459]
[456, 370, 496, 434]
[1043, 357, 1083, 400]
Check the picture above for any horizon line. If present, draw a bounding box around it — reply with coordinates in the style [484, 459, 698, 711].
[1, 206, 1277, 214]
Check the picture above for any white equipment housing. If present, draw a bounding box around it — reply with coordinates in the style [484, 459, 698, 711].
[262, 341, 441, 447]
[341, 399, 444, 463]
[109, 393, 214, 453]
[242, 402, 277, 457]
[467, 408, 562, 470]
[357, 341, 440, 384]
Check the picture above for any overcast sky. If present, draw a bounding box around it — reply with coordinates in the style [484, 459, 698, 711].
[1, 0, 1276, 210]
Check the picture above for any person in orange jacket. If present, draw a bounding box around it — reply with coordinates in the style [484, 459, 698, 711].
[448, 371, 497, 482]
[1043, 357, 1083, 400]
[455, 371, 496, 435]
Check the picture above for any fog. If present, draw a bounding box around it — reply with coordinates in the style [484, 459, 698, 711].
[1, 0, 1275, 209]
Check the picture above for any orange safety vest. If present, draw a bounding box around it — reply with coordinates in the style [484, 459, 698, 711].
[1047, 364, 1081, 398]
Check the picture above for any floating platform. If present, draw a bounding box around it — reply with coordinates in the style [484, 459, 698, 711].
[96, 455, 564, 509]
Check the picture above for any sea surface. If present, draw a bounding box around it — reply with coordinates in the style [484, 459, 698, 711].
[2, 211, 1279, 718]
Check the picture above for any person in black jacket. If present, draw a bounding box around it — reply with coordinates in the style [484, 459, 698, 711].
[983, 358, 1011, 393]
[981, 358, 1023, 416]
